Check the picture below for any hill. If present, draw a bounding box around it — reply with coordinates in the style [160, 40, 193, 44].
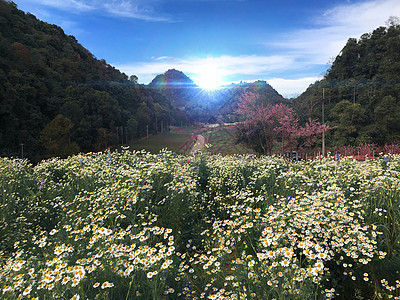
[149, 69, 199, 109]
[293, 20, 400, 147]
[149, 69, 197, 87]
[0, 0, 182, 161]
[148, 70, 286, 123]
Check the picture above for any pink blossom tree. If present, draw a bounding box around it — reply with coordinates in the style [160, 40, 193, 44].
[270, 104, 299, 155]
[297, 118, 332, 154]
[236, 92, 333, 156]
[236, 93, 299, 154]
[235, 92, 276, 154]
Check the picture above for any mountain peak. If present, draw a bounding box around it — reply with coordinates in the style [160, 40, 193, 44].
[149, 69, 197, 87]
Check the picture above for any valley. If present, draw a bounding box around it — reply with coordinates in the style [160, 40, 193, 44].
[130, 123, 254, 155]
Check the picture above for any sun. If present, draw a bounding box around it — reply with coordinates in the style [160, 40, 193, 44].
[195, 65, 225, 90]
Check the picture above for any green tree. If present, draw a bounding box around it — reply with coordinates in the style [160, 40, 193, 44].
[127, 117, 138, 139]
[136, 102, 152, 137]
[129, 74, 138, 84]
[374, 96, 400, 142]
[330, 100, 367, 145]
[40, 114, 79, 158]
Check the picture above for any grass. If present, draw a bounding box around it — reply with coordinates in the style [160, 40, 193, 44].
[130, 132, 191, 154]
[130, 127, 196, 154]
[204, 125, 254, 155]
[130, 124, 254, 156]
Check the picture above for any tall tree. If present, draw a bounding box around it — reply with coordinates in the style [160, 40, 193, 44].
[297, 119, 332, 155]
[330, 100, 367, 145]
[270, 104, 299, 154]
[40, 114, 79, 158]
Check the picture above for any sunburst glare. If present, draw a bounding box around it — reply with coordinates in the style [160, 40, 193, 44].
[194, 64, 225, 90]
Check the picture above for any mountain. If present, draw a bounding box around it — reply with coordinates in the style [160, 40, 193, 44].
[149, 69, 197, 87]
[0, 0, 182, 161]
[148, 70, 286, 123]
[207, 80, 287, 122]
[293, 21, 400, 147]
[149, 69, 199, 110]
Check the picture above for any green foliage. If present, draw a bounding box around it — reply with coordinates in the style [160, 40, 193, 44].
[40, 114, 79, 158]
[0, 0, 177, 161]
[0, 157, 35, 256]
[204, 126, 254, 155]
[373, 96, 400, 142]
[294, 22, 400, 148]
[330, 100, 367, 145]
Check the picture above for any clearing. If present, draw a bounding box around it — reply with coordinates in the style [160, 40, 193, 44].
[129, 124, 254, 155]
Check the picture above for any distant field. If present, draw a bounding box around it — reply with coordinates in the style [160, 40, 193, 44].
[204, 125, 254, 155]
[129, 124, 254, 155]
[130, 129, 193, 154]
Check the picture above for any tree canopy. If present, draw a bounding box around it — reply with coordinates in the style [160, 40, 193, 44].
[293, 20, 400, 148]
[0, 0, 178, 161]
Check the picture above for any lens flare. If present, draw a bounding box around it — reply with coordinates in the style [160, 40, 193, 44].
[194, 64, 224, 90]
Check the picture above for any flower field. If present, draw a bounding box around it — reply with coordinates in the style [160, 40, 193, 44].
[1, 149, 400, 299]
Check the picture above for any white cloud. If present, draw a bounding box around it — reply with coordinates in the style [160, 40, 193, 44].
[114, 54, 296, 84]
[31, 0, 95, 12]
[115, 55, 320, 97]
[321, 0, 399, 29]
[258, 0, 400, 95]
[271, 0, 400, 66]
[153, 56, 173, 61]
[22, 0, 171, 21]
[116, 54, 322, 96]
[266, 77, 322, 98]
[102, 0, 171, 21]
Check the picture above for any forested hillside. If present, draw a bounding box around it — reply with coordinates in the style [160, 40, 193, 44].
[0, 0, 181, 161]
[293, 19, 400, 147]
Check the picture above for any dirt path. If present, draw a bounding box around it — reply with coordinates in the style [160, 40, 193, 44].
[190, 134, 205, 155]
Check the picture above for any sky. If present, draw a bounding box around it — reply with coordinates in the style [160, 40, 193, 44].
[16, 0, 400, 98]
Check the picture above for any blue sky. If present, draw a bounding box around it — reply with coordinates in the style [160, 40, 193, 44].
[16, 0, 400, 97]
